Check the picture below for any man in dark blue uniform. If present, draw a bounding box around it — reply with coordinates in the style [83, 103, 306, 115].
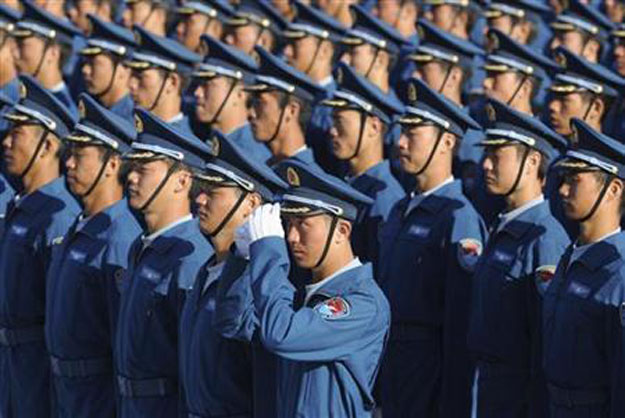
[320, 63, 405, 267]
[0, 75, 81, 418]
[180, 131, 287, 418]
[45, 94, 142, 418]
[543, 118, 625, 418]
[125, 26, 201, 136]
[234, 159, 390, 417]
[11, 0, 82, 117]
[246, 46, 325, 168]
[379, 77, 487, 418]
[191, 35, 271, 162]
[80, 15, 137, 120]
[549, 0, 614, 64]
[468, 99, 570, 418]
[114, 109, 213, 418]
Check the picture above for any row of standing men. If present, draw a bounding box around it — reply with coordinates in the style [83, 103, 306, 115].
[1, 0, 625, 417]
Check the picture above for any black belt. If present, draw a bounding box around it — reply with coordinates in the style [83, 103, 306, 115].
[117, 375, 176, 398]
[548, 384, 607, 407]
[0, 325, 44, 347]
[50, 355, 112, 378]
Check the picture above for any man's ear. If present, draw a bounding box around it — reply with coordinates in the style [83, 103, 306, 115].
[333, 218, 352, 244]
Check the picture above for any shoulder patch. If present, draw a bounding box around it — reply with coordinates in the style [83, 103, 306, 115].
[457, 238, 483, 272]
[535, 265, 557, 295]
[314, 296, 351, 320]
[620, 302, 625, 327]
[51, 236, 64, 246]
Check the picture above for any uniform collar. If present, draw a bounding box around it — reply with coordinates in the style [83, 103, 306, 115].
[224, 122, 251, 139]
[349, 160, 391, 184]
[571, 228, 623, 271]
[75, 199, 132, 239]
[141, 214, 194, 251]
[304, 257, 362, 306]
[167, 113, 185, 124]
[318, 75, 334, 88]
[49, 81, 67, 93]
[496, 195, 545, 235]
[203, 257, 226, 294]
[13, 177, 72, 215]
[405, 176, 455, 216]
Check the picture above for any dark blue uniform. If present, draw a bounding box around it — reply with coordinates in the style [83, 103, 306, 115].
[45, 199, 142, 418]
[543, 232, 625, 418]
[0, 177, 81, 418]
[379, 180, 487, 418]
[115, 217, 213, 418]
[51, 83, 79, 119]
[110, 94, 135, 120]
[225, 123, 271, 163]
[180, 257, 253, 418]
[249, 236, 390, 418]
[348, 160, 405, 268]
[468, 199, 570, 418]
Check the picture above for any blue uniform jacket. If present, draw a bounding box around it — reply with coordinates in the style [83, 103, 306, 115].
[543, 232, 625, 417]
[51, 83, 79, 119]
[180, 257, 253, 417]
[115, 217, 213, 417]
[109, 94, 135, 120]
[349, 160, 405, 269]
[225, 123, 272, 164]
[468, 200, 569, 366]
[249, 237, 390, 418]
[0, 177, 80, 418]
[214, 252, 280, 418]
[46, 199, 142, 359]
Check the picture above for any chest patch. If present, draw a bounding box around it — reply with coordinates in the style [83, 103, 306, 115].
[567, 281, 591, 299]
[10, 224, 28, 238]
[408, 224, 430, 238]
[314, 297, 351, 320]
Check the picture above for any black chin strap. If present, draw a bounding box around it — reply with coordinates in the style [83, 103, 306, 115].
[304, 38, 323, 75]
[313, 216, 339, 269]
[365, 47, 380, 79]
[81, 148, 114, 198]
[446, 7, 461, 34]
[33, 39, 51, 78]
[148, 71, 169, 112]
[19, 129, 49, 179]
[207, 79, 237, 125]
[438, 64, 453, 94]
[577, 173, 614, 223]
[209, 190, 248, 237]
[249, 26, 267, 56]
[507, 74, 527, 106]
[343, 111, 367, 161]
[581, 94, 597, 123]
[94, 57, 120, 99]
[503, 145, 531, 197]
[264, 100, 288, 144]
[138, 160, 179, 212]
[414, 129, 444, 176]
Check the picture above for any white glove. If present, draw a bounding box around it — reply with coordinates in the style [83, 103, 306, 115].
[234, 219, 253, 259]
[248, 203, 285, 243]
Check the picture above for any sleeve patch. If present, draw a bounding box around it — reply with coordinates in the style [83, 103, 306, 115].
[457, 238, 483, 272]
[535, 265, 557, 296]
[620, 302, 625, 328]
[314, 297, 351, 320]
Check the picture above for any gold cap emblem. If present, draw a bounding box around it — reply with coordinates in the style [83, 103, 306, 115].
[134, 113, 143, 133]
[286, 167, 300, 186]
[408, 82, 417, 103]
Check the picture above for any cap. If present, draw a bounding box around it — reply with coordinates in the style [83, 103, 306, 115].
[193, 35, 258, 84]
[550, 0, 614, 39]
[12, 0, 81, 45]
[81, 15, 137, 58]
[409, 18, 484, 67]
[3, 75, 76, 138]
[65, 94, 136, 153]
[341, 4, 408, 56]
[175, 0, 235, 22]
[225, 0, 289, 34]
[478, 98, 567, 159]
[557, 118, 625, 179]
[126, 26, 201, 75]
[321, 63, 404, 125]
[282, 0, 347, 42]
[246, 46, 326, 102]
[198, 130, 288, 201]
[484, 29, 560, 79]
[398, 77, 481, 136]
[551, 47, 625, 98]
[125, 108, 211, 170]
[276, 159, 373, 222]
